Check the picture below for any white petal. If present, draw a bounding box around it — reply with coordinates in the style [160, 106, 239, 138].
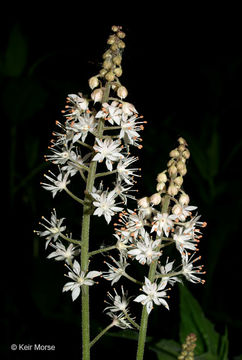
[86, 270, 102, 279]
[73, 260, 80, 275]
[133, 294, 147, 303]
[72, 286, 81, 301]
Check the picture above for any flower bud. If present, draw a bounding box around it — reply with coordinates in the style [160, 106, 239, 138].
[156, 182, 166, 192]
[149, 193, 161, 205]
[177, 160, 186, 172]
[99, 68, 107, 77]
[174, 176, 183, 186]
[167, 159, 175, 167]
[169, 149, 180, 158]
[113, 55, 122, 66]
[172, 204, 182, 216]
[114, 67, 122, 77]
[178, 137, 187, 146]
[168, 165, 177, 177]
[117, 31, 126, 39]
[138, 197, 150, 208]
[117, 86, 128, 99]
[105, 71, 115, 82]
[91, 88, 103, 103]
[88, 76, 99, 90]
[178, 144, 186, 152]
[179, 193, 190, 206]
[102, 50, 112, 59]
[118, 40, 125, 48]
[179, 166, 187, 176]
[111, 43, 119, 52]
[156, 172, 167, 183]
[182, 149, 190, 159]
[122, 102, 137, 115]
[103, 58, 113, 70]
[107, 35, 116, 45]
[167, 182, 179, 196]
[111, 25, 119, 32]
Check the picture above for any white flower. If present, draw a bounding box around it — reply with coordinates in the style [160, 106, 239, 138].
[91, 189, 123, 224]
[120, 114, 144, 146]
[41, 170, 70, 197]
[63, 260, 101, 301]
[47, 241, 80, 264]
[151, 213, 174, 237]
[93, 138, 124, 171]
[128, 230, 161, 265]
[121, 102, 138, 116]
[117, 156, 140, 185]
[104, 286, 131, 313]
[66, 113, 97, 143]
[96, 101, 122, 125]
[156, 258, 182, 287]
[113, 180, 136, 205]
[106, 312, 132, 329]
[103, 255, 129, 285]
[182, 252, 205, 284]
[173, 226, 198, 254]
[45, 144, 76, 165]
[36, 209, 66, 248]
[170, 204, 197, 222]
[64, 93, 89, 120]
[134, 277, 169, 314]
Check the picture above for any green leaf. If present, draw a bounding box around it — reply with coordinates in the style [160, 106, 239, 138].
[3, 24, 28, 77]
[218, 327, 229, 360]
[179, 285, 219, 355]
[149, 339, 180, 360]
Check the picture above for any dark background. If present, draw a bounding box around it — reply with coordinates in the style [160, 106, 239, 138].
[2, 12, 242, 359]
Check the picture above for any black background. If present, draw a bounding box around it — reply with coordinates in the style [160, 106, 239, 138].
[2, 10, 242, 359]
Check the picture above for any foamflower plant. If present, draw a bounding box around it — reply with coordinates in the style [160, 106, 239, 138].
[35, 25, 206, 360]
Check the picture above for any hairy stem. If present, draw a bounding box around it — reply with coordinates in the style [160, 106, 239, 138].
[136, 194, 170, 360]
[80, 83, 111, 360]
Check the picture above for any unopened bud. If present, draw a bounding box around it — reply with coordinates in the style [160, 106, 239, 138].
[172, 204, 182, 216]
[178, 144, 186, 152]
[122, 102, 137, 115]
[179, 193, 190, 206]
[174, 176, 183, 186]
[88, 76, 99, 90]
[113, 55, 122, 66]
[169, 149, 180, 158]
[168, 165, 177, 177]
[167, 182, 179, 196]
[177, 160, 186, 172]
[183, 149, 190, 159]
[117, 31, 126, 39]
[179, 166, 187, 176]
[111, 43, 119, 52]
[111, 25, 119, 32]
[178, 137, 187, 146]
[117, 86, 128, 99]
[91, 88, 103, 103]
[99, 69, 107, 77]
[114, 67, 122, 77]
[157, 172, 167, 183]
[105, 71, 115, 82]
[117, 40, 125, 49]
[107, 35, 116, 45]
[103, 58, 113, 70]
[138, 197, 150, 208]
[156, 182, 166, 192]
[149, 193, 161, 205]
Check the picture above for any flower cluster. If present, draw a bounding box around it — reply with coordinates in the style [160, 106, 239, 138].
[103, 137, 206, 315]
[35, 25, 146, 302]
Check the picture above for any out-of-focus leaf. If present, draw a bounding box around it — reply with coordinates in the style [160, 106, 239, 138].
[218, 327, 229, 360]
[2, 24, 28, 77]
[2, 78, 47, 124]
[107, 329, 152, 342]
[207, 130, 219, 178]
[179, 285, 219, 355]
[149, 339, 180, 360]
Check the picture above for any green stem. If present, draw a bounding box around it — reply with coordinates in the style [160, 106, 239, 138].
[123, 311, 140, 330]
[123, 272, 143, 285]
[77, 140, 93, 150]
[88, 244, 117, 257]
[80, 83, 111, 360]
[90, 323, 114, 348]
[64, 187, 84, 205]
[136, 194, 170, 360]
[59, 233, 82, 246]
[95, 169, 117, 178]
